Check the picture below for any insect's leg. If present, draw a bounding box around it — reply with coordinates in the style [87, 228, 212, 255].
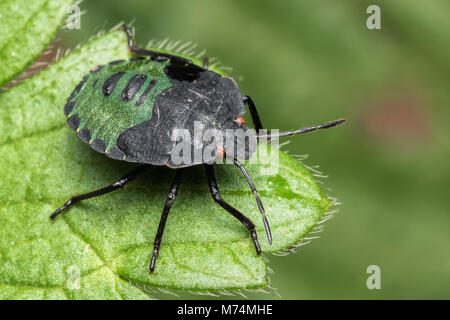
[243, 95, 264, 132]
[205, 164, 262, 255]
[121, 24, 192, 64]
[257, 119, 346, 139]
[150, 169, 183, 273]
[50, 165, 147, 220]
[232, 158, 272, 245]
[203, 57, 209, 69]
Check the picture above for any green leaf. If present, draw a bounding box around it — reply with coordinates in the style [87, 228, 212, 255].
[0, 0, 73, 88]
[0, 29, 330, 299]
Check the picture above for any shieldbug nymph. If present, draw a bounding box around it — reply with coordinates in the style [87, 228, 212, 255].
[50, 24, 345, 272]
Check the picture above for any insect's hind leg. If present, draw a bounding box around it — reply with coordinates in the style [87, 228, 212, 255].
[150, 169, 183, 272]
[50, 165, 147, 220]
[121, 24, 192, 64]
[205, 164, 262, 255]
[243, 95, 264, 132]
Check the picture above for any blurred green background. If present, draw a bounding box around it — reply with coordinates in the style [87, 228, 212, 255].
[62, 0, 450, 299]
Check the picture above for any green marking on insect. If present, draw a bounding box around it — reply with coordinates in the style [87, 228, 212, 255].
[68, 58, 172, 150]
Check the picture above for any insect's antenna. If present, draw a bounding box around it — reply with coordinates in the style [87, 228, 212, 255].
[257, 118, 346, 139]
[233, 157, 272, 245]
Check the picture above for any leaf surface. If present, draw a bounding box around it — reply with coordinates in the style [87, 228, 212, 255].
[0, 0, 73, 88]
[0, 29, 330, 299]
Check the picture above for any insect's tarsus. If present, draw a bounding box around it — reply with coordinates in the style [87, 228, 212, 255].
[49, 165, 147, 220]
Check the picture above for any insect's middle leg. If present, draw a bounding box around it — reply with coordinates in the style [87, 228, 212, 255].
[150, 169, 183, 273]
[243, 95, 264, 132]
[205, 164, 262, 255]
[50, 165, 147, 220]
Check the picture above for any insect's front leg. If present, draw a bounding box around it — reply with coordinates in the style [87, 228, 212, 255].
[243, 95, 264, 132]
[232, 157, 272, 245]
[205, 164, 262, 255]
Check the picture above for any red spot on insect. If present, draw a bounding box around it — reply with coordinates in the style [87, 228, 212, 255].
[216, 146, 225, 158]
[235, 116, 245, 125]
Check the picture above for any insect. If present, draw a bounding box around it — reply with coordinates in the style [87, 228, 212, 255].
[50, 24, 345, 272]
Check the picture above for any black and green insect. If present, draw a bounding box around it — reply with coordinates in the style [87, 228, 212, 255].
[50, 24, 345, 272]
